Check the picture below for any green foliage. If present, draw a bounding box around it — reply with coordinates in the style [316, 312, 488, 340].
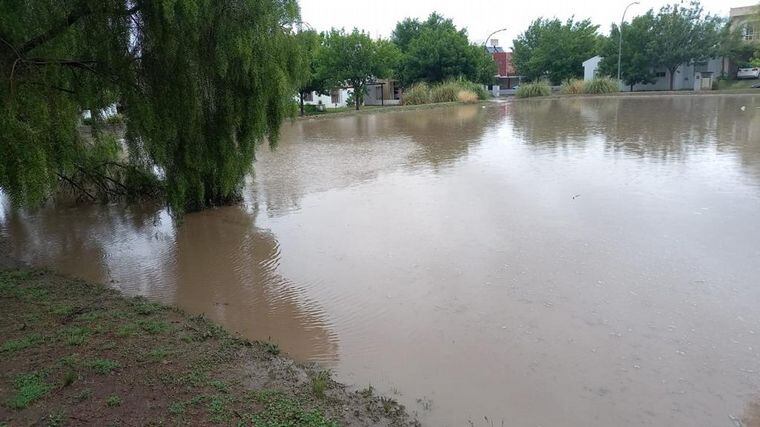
[597, 12, 658, 88]
[105, 395, 121, 407]
[311, 370, 330, 398]
[647, 1, 724, 90]
[88, 358, 120, 375]
[512, 18, 599, 84]
[6, 372, 50, 409]
[0, 0, 301, 213]
[560, 79, 586, 94]
[250, 391, 337, 426]
[402, 83, 432, 105]
[1, 333, 43, 353]
[430, 81, 461, 103]
[584, 77, 619, 94]
[402, 80, 486, 105]
[391, 13, 496, 85]
[516, 82, 551, 98]
[294, 30, 329, 116]
[316, 29, 398, 110]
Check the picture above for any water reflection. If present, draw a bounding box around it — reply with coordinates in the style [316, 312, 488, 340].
[510, 96, 760, 162]
[0, 199, 338, 363]
[254, 105, 494, 217]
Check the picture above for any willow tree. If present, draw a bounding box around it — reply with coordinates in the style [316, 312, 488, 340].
[0, 0, 300, 213]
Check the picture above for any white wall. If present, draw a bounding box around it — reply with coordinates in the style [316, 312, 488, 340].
[298, 88, 353, 108]
[621, 58, 724, 92]
[583, 56, 602, 81]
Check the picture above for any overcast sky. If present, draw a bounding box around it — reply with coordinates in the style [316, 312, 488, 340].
[300, 0, 755, 49]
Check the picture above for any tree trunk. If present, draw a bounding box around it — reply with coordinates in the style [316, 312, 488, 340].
[630, 83, 634, 92]
[668, 67, 677, 91]
[299, 93, 305, 116]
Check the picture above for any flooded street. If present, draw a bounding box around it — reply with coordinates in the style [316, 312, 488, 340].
[2, 95, 760, 426]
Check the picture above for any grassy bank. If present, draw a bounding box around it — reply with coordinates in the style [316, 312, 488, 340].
[0, 269, 416, 426]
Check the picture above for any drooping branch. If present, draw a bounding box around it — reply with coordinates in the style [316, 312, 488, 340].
[17, 3, 92, 55]
[16, 3, 142, 55]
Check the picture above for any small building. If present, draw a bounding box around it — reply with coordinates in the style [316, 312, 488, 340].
[486, 41, 523, 95]
[583, 56, 602, 81]
[364, 79, 402, 106]
[299, 88, 353, 109]
[726, 5, 760, 75]
[582, 56, 724, 91]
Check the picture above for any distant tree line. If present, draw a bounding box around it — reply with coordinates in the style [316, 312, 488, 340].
[512, 0, 756, 90]
[295, 12, 496, 113]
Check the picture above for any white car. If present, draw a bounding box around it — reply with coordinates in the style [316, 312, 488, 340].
[737, 67, 760, 79]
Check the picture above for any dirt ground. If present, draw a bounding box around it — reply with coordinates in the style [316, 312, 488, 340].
[0, 268, 417, 426]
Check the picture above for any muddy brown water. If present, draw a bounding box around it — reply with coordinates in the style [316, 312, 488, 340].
[2, 96, 760, 426]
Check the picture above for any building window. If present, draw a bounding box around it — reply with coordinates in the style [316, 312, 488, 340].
[654, 71, 666, 78]
[330, 89, 340, 104]
[743, 24, 755, 41]
[304, 92, 313, 102]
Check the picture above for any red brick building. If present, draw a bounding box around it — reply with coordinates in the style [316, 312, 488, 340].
[486, 44, 522, 90]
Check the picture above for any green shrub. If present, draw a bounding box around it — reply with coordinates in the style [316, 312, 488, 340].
[561, 79, 585, 94]
[402, 83, 431, 105]
[583, 77, 619, 94]
[430, 81, 460, 103]
[454, 79, 489, 100]
[516, 81, 551, 98]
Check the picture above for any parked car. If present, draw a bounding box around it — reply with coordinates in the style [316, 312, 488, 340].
[752, 82, 760, 88]
[737, 67, 760, 79]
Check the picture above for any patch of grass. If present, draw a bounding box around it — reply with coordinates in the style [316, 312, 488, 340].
[402, 83, 431, 105]
[131, 298, 163, 315]
[207, 395, 232, 423]
[115, 323, 139, 337]
[44, 410, 66, 427]
[209, 379, 229, 394]
[58, 354, 79, 368]
[6, 372, 51, 409]
[146, 347, 170, 362]
[457, 89, 479, 104]
[169, 401, 187, 416]
[76, 388, 92, 402]
[1, 333, 43, 353]
[87, 358, 120, 375]
[137, 319, 169, 334]
[250, 391, 337, 427]
[311, 370, 330, 399]
[60, 326, 90, 346]
[561, 78, 585, 94]
[516, 81, 551, 98]
[105, 395, 121, 407]
[261, 341, 280, 356]
[584, 77, 619, 94]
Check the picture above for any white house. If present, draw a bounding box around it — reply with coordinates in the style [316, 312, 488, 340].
[582, 56, 725, 91]
[299, 87, 354, 109]
[583, 56, 602, 81]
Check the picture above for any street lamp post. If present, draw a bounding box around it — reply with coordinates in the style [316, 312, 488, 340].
[617, 1, 639, 87]
[484, 28, 508, 48]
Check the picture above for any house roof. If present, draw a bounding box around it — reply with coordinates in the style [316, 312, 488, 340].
[486, 46, 504, 54]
